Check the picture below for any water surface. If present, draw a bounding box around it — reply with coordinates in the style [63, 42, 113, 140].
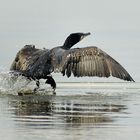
[0, 74, 140, 140]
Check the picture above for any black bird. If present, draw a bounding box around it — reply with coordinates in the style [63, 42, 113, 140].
[10, 32, 134, 92]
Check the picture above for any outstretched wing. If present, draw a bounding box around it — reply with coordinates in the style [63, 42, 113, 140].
[10, 45, 45, 71]
[55, 46, 134, 82]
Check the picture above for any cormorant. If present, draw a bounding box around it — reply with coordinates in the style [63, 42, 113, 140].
[10, 32, 134, 92]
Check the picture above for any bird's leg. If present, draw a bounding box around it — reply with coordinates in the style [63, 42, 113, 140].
[34, 80, 40, 92]
[45, 76, 56, 94]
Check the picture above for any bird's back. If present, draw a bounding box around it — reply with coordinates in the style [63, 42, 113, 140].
[10, 45, 44, 71]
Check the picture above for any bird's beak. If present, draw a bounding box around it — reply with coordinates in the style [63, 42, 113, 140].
[81, 32, 91, 40]
[85, 32, 91, 36]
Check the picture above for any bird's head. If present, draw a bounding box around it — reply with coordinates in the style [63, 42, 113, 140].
[62, 32, 91, 50]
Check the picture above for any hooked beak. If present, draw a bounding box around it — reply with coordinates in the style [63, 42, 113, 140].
[80, 32, 91, 40]
[85, 32, 91, 36]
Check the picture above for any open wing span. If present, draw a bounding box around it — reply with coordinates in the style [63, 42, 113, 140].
[56, 46, 134, 82]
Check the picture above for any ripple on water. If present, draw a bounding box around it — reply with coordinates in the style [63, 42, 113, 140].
[0, 71, 140, 140]
[2, 91, 129, 130]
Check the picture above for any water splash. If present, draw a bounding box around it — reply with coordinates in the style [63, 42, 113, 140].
[0, 70, 54, 95]
[0, 71, 32, 95]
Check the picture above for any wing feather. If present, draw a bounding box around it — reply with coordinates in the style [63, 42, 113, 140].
[57, 46, 134, 82]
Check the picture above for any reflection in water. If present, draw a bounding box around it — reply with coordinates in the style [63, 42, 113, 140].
[7, 93, 127, 127]
[1, 82, 140, 140]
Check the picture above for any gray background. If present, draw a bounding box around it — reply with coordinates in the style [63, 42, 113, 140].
[0, 0, 139, 81]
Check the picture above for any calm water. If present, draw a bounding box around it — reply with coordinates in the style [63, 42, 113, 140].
[0, 73, 140, 140]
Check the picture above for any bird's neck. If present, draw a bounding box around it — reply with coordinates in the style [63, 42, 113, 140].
[61, 40, 74, 50]
[61, 36, 79, 50]
[62, 43, 73, 50]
